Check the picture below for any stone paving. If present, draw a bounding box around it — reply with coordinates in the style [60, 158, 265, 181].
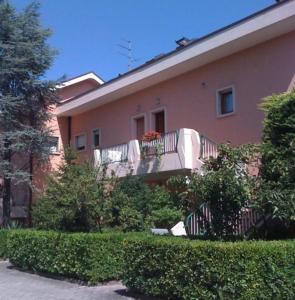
[0, 261, 153, 300]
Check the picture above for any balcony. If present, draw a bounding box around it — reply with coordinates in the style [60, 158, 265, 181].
[94, 128, 217, 179]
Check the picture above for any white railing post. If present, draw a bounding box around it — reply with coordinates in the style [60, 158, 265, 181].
[93, 149, 101, 167]
[177, 128, 202, 169]
[128, 140, 141, 163]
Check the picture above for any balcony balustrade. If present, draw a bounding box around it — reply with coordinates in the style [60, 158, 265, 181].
[94, 128, 218, 178]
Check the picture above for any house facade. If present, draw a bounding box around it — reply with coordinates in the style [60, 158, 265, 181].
[2, 0, 294, 222]
[50, 1, 295, 181]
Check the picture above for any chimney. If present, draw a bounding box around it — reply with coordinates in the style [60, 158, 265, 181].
[175, 37, 191, 47]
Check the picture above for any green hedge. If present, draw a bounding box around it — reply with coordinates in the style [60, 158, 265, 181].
[0, 230, 8, 258]
[7, 229, 146, 283]
[122, 237, 295, 300]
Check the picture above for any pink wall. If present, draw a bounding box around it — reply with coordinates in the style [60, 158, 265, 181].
[32, 80, 101, 198]
[59, 79, 100, 102]
[68, 31, 295, 159]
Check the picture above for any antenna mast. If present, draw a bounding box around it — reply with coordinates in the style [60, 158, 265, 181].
[118, 39, 139, 71]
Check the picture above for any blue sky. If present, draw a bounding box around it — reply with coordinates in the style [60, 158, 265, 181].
[12, 0, 274, 82]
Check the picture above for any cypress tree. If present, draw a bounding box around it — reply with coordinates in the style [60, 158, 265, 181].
[0, 0, 58, 225]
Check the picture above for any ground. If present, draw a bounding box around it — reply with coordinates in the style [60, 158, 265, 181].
[0, 261, 155, 300]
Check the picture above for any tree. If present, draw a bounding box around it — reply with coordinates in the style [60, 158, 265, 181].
[0, 0, 58, 225]
[32, 148, 108, 232]
[259, 91, 295, 223]
[171, 144, 258, 238]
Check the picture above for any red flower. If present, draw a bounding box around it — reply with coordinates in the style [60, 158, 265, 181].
[142, 131, 161, 142]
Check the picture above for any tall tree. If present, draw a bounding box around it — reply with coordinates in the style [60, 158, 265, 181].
[260, 91, 295, 223]
[0, 0, 58, 225]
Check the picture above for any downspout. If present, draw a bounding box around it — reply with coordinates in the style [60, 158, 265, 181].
[67, 116, 72, 146]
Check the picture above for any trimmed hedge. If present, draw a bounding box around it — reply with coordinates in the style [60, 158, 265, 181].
[122, 236, 295, 300]
[7, 229, 147, 283]
[0, 230, 8, 258]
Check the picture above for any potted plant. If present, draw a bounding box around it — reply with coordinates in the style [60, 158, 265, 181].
[142, 131, 161, 142]
[141, 131, 163, 158]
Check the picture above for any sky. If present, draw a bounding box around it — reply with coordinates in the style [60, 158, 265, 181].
[11, 0, 275, 82]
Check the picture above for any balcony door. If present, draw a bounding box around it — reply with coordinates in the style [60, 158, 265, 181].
[154, 111, 165, 134]
[135, 117, 145, 140]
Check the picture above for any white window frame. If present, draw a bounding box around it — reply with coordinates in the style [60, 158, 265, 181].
[74, 133, 87, 151]
[131, 113, 147, 140]
[150, 107, 167, 132]
[216, 85, 235, 117]
[92, 128, 101, 149]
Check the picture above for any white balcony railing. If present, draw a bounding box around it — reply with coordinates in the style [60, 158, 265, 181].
[100, 143, 128, 164]
[94, 128, 218, 177]
[199, 134, 218, 160]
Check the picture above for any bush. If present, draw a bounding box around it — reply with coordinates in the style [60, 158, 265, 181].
[0, 230, 8, 258]
[122, 236, 295, 300]
[119, 207, 144, 232]
[107, 175, 182, 230]
[259, 91, 295, 222]
[7, 229, 148, 283]
[170, 144, 258, 238]
[33, 149, 108, 232]
[148, 208, 182, 228]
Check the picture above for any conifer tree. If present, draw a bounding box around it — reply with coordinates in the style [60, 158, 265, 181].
[0, 0, 58, 225]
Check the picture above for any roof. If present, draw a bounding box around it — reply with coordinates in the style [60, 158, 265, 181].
[57, 0, 295, 116]
[56, 72, 104, 88]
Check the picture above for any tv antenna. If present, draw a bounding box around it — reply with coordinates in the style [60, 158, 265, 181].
[117, 39, 140, 71]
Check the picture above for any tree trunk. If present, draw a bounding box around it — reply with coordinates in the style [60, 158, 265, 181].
[28, 153, 33, 227]
[2, 139, 11, 226]
[2, 177, 11, 226]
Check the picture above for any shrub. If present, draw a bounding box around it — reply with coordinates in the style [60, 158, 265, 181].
[170, 144, 258, 238]
[107, 175, 182, 230]
[32, 148, 108, 232]
[7, 229, 147, 283]
[122, 236, 295, 300]
[259, 91, 295, 222]
[119, 207, 144, 232]
[148, 208, 182, 228]
[0, 230, 8, 258]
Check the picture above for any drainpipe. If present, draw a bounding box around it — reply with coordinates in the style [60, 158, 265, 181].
[67, 116, 72, 146]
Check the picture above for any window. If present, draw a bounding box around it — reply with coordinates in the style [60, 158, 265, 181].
[154, 111, 165, 133]
[92, 129, 100, 148]
[75, 134, 86, 151]
[48, 136, 59, 153]
[217, 87, 235, 116]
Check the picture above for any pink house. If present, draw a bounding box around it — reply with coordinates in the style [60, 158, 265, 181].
[29, 0, 295, 205]
[1, 0, 294, 223]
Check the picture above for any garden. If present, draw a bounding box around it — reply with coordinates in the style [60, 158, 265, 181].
[0, 91, 295, 299]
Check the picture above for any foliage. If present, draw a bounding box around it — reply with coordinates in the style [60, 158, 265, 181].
[259, 91, 295, 222]
[32, 148, 108, 232]
[122, 236, 295, 300]
[119, 207, 144, 232]
[0, 230, 8, 258]
[107, 176, 183, 230]
[170, 144, 258, 238]
[0, 0, 58, 224]
[147, 208, 182, 228]
[32, 158, 182, 233]
[7, 229, 149, 283]
[140, 131, 163, 159]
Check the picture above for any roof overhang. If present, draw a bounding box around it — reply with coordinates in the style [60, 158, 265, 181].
[56, 72, 104, 89]
[57, 0, 295, 116]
